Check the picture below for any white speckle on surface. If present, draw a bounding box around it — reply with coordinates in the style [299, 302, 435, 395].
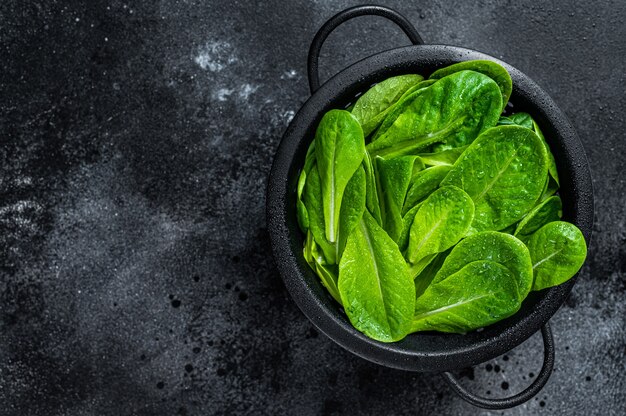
[214, 88, 234, 101]
[283, 110, 295, 123]
[194, 41, 237, 72]
[281, 69, 298, 79]
[238, 83, 258, 99]
[0, 200, 43, 216]
[195, 55, 221, 72]
[12, 176, 33, 186]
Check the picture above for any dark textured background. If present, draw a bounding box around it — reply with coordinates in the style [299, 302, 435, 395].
[1, 1, 624, 415]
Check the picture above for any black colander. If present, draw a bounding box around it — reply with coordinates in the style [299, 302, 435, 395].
[266, 5, 593, 409]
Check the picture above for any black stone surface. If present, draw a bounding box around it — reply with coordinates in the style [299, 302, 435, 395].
[0, 1, 624, 415]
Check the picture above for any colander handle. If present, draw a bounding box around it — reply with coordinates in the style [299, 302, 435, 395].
[441, 323, 555, 410]
[307, 5, 423, 94]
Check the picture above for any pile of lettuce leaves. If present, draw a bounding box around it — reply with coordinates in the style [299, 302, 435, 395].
[296, 60, 587, 343]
